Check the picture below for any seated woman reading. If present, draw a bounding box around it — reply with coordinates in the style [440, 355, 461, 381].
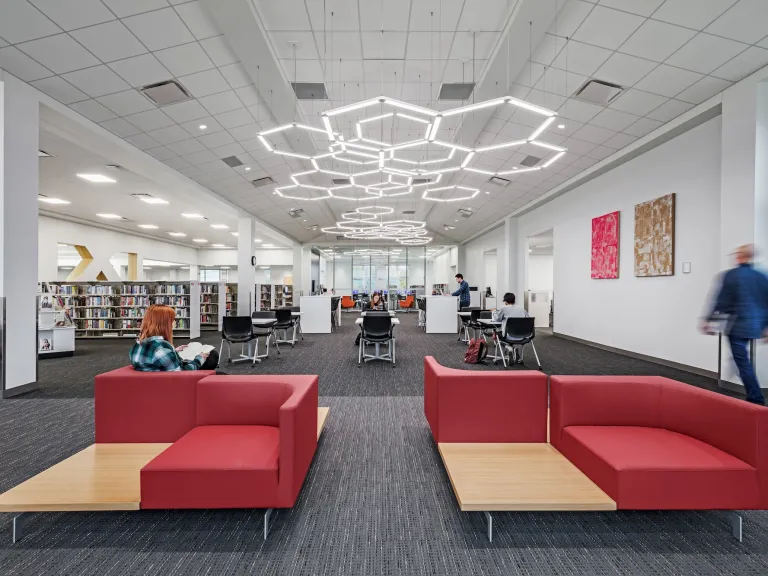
[366, 291, 387, 311]
[130, 304, 219, 371]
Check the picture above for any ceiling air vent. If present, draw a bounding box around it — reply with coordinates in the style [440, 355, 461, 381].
[221, 155, 243, 168]
[487, 176, 510, 187]
[336, 235, 346, 240]
[411, 178, 432, 185]
[520, 155, 542, 167]
[332, 178, 351, 185]
[458, 207, 474, 218]
[306, 224, 319, 231]
[573, 78, 624, 105]
[141, 80, 192, 106]
[288, 208, 304, 218]
[402, 210, 416, 215]
[291, 82, 328, 100]
[438, 83, 475, 100]
[251, 176, 275, 188]
[443, 224, 456, 230]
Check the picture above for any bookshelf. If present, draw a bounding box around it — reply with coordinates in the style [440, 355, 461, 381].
[225, 283, 238, 316]
[258, 283, 272, 311]
[200, 282, 219, 331]
[37, 286, 76, 358]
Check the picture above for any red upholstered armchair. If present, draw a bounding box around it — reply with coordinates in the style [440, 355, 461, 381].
[424, 356, 548, 443]
[551, 376, 768, 510]
[140, 375, 318, 509]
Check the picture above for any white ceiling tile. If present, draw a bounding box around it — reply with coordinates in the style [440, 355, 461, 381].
[584, 144, 617, 160]
[162, 99, 209, 122]
[705, 0, 768, 44]
[220, 62, 252, 89]
[68, 99, 118, 122]
[180, 116, 225, 136]
[634, 64, 703, 97]
[405, 32, 455, 60]
[165, 138, 205, 155]
[322, 31, 362, 60]
[155, 42, 214, 76]
[449, 31, 500, 61]
[442, 59, 485, 83]
[550, 40, 613, 76]
[571, 155, 599, 169]
[0, 38, 6, 48]
[146, 124, 192, 145]
[359, 0, 410, 30]
[146, 145, 177, 160]
[228, 123, 262, 142]
[102, 0, 170, 18]
[215, 108, 254, 129]
[199, 35, 239, 67]
[531, 34, 567, 66]
[124, 132, 161, 150]
[646, 98, 694, 122]
[758, 36, 768, 50]
[123, 7, 194, 51]
[618, 19, 696, 62]
[99, 117, 142, 137]
[182, 149, 218, 164]
[652, 0, 737, 30]
[70, 21, 147, 63]
[235, 86, 261, 107]
[598, 0, 664, 16]
[572, 6, 644, 50]
[108, 53, 172, 87]
[174, 1, 219, 40]
[609, 88, 668, 116]
[0, 0, 60, 44]
[675, 75, 732, 104]
[198, 90, 244, 115]
[666, 33, 748, 74]
[558, 99, 605, 123]
[177, 68, 230, 97]
[362, 32, 407, 59]
[255, 0, 310, 30]
[570, 124, 616, 144]
[593, 52, 657, 87]
[711, 46, 768, 82]
[279, 58, 325, 82]
[17, 34, 99, 74]
[163, 156, 191, 169]
[199, 130, 235, 148]
[210, 142, 245, 158]
[268, 32, 319, 59]
[96, 89, 155, 115]
[560, 138, 597, 156]
[306, 0, 359, 31]
[551, 1, 594, 38]
[0, 46, 52, 81]
[62, 65, 131, 97]
[409, 0, 462, 31]
[589, 108, 640, 131]
[602, 132, 638, 149]
[533, 68, 589, 98]
[622, 116, 663, 137]
[30, 0, 115, 31]
[457, 0, 510, 31]
[124, 108, 175, 131]
[30, 76, 88, 104]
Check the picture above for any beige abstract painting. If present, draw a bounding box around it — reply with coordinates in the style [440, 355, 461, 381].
[634, 193, 675, 277]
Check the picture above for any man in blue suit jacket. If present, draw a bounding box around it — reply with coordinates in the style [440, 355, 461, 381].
[705, 245, 768, 405]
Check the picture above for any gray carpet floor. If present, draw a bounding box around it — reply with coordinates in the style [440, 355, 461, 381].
[1, 313, 766, 575]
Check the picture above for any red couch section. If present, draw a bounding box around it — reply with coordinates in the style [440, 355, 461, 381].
[95, 367, 215, 443]
[551, 376, 768, 510]
[424, 356, 547, 443]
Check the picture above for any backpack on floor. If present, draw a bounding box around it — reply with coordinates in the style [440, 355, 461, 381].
[464, 338, 488, 364]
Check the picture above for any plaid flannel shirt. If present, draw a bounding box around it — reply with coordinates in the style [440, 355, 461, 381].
[130, 336, 203, 371]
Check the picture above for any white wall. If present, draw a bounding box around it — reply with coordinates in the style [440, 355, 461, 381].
[527, 254, 553, 291]
[509, 117, 722, 371]
[463, 226, 506, 293]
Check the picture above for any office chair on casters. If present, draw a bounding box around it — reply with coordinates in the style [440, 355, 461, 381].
[341, 295, 355, 312]
[358, 313, 395, 367]
[221, 316, 260, 365]
[500, 317, 541, 370]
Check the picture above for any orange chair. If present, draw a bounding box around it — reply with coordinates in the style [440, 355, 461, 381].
[341, 296, 356, 312]
[400, 295, 415, 313]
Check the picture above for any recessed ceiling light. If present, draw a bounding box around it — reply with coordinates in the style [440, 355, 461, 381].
[193, 238, 208, 243]
[168, 232, 186, 237]
[97, 213, 122, 219]
[245, 167, 251, 171]
[220, 266, 230, 269]
[210, 224, 228, 229]
[212, 243, 226, 247]
[181, 213, 204, 219]
[254, 239, 262, 243]
[231, 232, 239, 237]
[558, 124, 565, 129]
[143, 266, 152, 270]
[140, 197, 169, 205]
[77, 173, 116, 183]
[262, 244, 274, 247]
[138, 224, 159, 229]
[199, 124, 207, 130]
[259, 266, 269, 269]
[38, 196, 70, 204]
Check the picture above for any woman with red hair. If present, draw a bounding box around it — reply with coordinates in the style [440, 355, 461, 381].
[130, 304, 219, 371]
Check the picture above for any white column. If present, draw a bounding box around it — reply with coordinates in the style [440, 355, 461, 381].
[0, 74, 39, 396]
[187, 264, 199, 281]
[237, 217, 255, 315]
[292, 244, 311, 296]
[504, 216, 521, 298]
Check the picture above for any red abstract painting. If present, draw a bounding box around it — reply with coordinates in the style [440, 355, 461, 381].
[591, 211, 620, 279]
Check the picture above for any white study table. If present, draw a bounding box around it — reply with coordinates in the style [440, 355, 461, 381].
[426, 295, 459, 333]
[299, 296, 336, 333]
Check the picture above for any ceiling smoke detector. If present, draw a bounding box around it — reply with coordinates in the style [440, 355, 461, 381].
[291, 82, 329, 100]
[251, 176, 275, 188]
[572, 78, 624, 105]
[438, 83, 475, 100]
[141, 80, 192, 106]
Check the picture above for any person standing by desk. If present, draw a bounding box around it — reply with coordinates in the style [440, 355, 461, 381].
[450, 273, 471, 309]
[702, 244, 768, 405]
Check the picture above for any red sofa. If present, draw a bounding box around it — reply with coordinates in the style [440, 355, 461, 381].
[551, 376, 768, 510]
[424, 356, 548, 443]
[95, 368, 318, 510]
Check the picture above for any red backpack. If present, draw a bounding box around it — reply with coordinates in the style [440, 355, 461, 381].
[464, 338, 488, 364]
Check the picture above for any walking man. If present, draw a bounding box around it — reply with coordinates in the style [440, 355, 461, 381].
[703, 244, 768, 405]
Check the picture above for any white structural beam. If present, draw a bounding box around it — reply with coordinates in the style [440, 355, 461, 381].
[237, 216, 256, 316]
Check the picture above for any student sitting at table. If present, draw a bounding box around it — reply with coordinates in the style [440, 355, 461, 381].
[365, 291, 387, 311]
[491, 292, 529, 364]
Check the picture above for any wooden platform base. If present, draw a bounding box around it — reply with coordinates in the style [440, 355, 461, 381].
[0, 407, 330, 514]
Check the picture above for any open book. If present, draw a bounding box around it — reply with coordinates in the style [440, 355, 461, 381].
[178, 341, 215, 361]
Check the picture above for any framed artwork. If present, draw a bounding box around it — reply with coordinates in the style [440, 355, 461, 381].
[634, 193, 675, 277]
[591, 211, 620, 279]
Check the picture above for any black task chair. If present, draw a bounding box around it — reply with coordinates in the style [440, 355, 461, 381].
[500, 317, 541, 370]
[458, 306, 480, 342]
[358, 313, 395, 367]
[273, 308, 300, 346]
[250, 311, 279, 362]
[220, 316, 261, 364]
[470, 310, 494, 342]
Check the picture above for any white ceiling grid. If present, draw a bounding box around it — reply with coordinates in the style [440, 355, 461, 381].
[0, 0, 766, 244]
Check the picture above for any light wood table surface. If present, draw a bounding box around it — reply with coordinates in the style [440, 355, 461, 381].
[318, 407, 329, 439]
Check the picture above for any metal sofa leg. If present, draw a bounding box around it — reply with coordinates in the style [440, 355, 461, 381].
[264, 508, 275, 540]
[530, 342, 542, 370]
[392, 338, 396, 366]
[12, 513, 30, 544]
[484, 512, 493, 542]
[218, 339, 225, 362]
[358, 336, 363, 366]
[729, 511, 743, 542]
